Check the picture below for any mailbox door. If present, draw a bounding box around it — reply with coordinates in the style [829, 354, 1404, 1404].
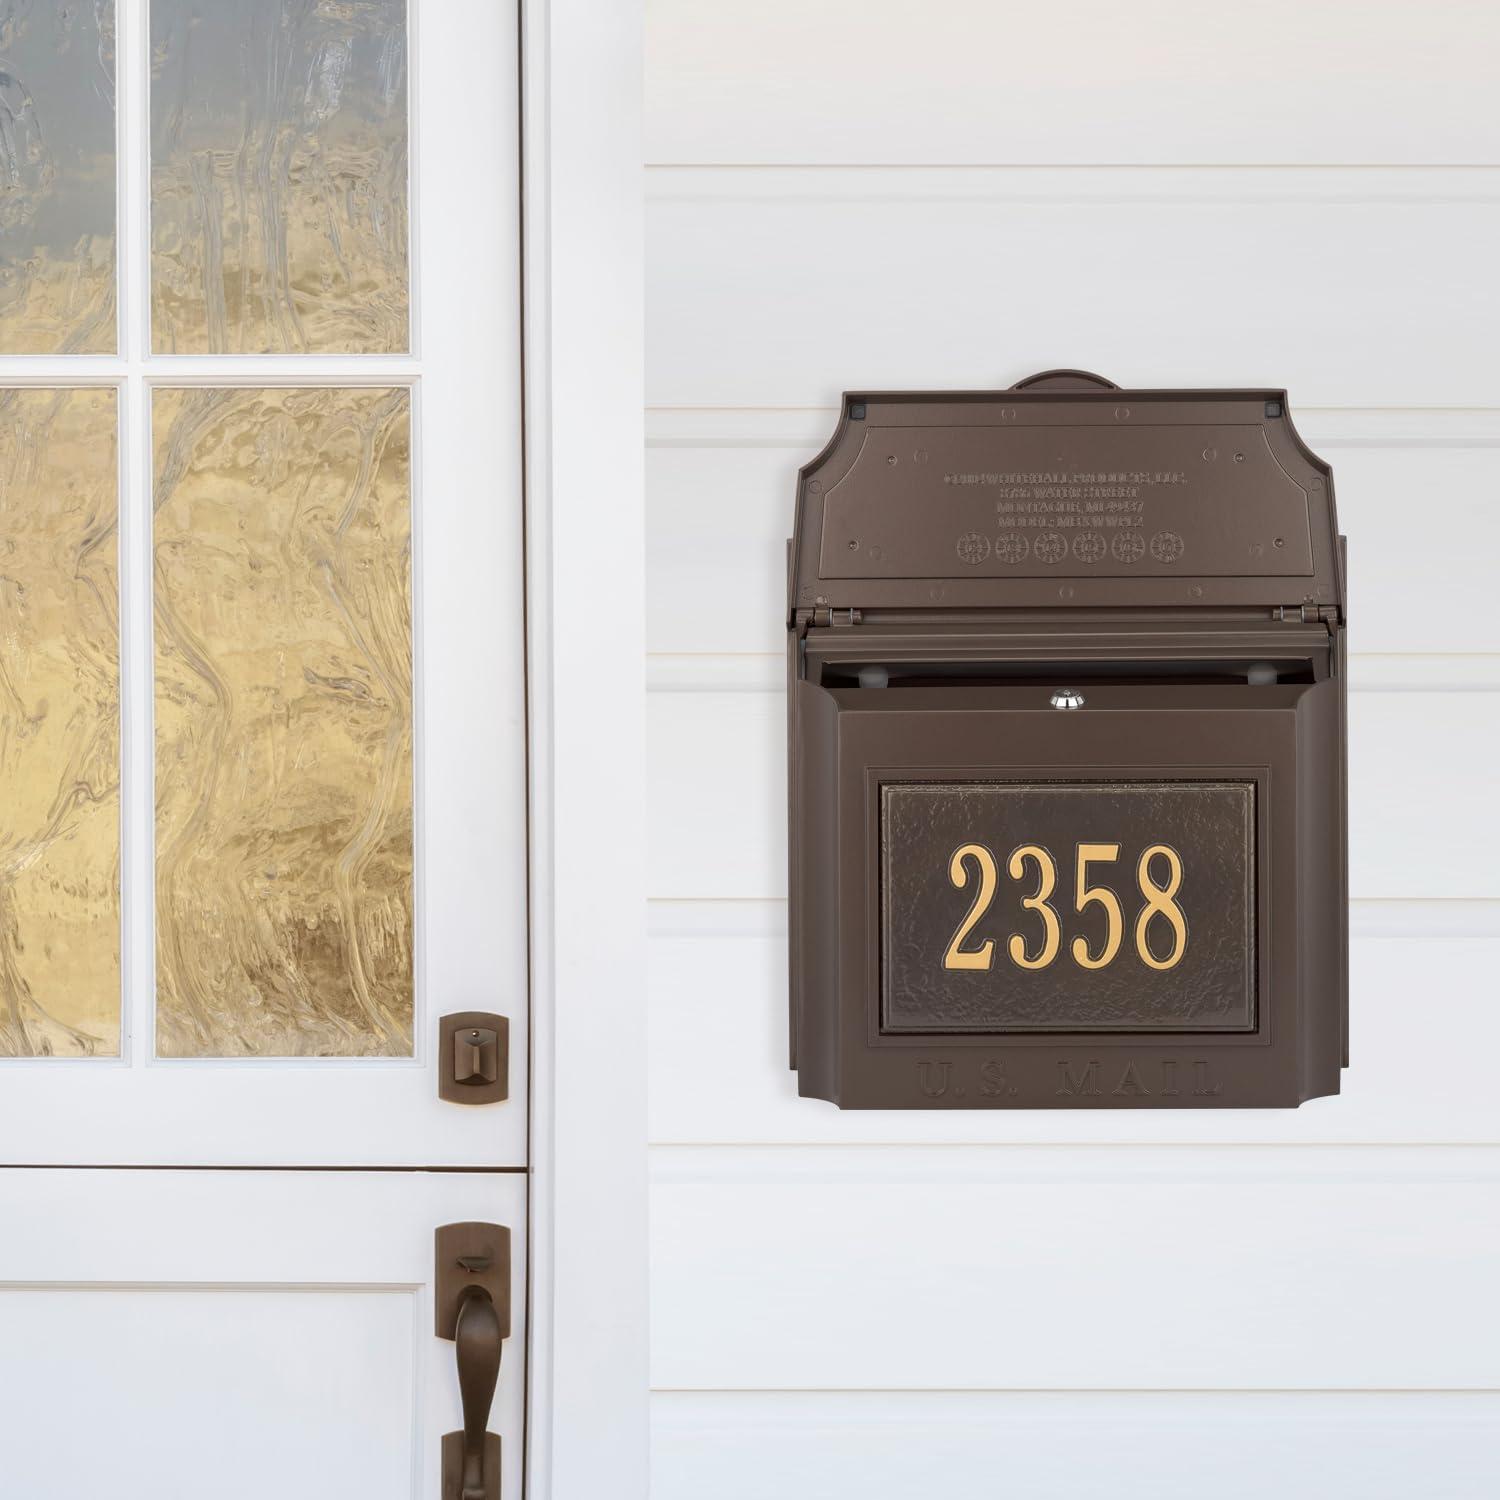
[795, 677, 1342, 1108]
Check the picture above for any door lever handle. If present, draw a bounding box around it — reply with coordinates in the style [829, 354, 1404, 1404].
[455, 1287, 503, 1500]
[437, 1223, 510, 1500]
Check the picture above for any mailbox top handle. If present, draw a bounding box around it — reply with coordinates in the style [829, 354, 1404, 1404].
[1009, 369, 1120, 393]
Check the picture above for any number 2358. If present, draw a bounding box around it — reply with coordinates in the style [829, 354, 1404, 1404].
[944, 842, 1187, 972]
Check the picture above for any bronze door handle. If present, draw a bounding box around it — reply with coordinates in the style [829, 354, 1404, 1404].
[454, 1286, 503, 1499]
[436, 1223, 510, 1500]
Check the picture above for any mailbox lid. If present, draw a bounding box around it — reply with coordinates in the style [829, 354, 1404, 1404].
[789, 373, 1343, 619]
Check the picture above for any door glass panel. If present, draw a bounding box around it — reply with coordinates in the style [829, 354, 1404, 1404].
[153, 386, 412, 1057]
[0, 0, 117, 353]
[148, 0, 410, 355]
[0, 387, 119, 1056]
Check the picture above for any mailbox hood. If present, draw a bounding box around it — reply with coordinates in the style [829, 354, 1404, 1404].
[789, 371, 1344, 624]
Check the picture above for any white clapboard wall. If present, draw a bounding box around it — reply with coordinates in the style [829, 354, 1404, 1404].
[644, 4, 1500, 1496]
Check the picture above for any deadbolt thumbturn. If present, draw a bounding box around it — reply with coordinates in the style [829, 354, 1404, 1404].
[456, 1027, 499, 1084]
[439, 1012, 509, 1104]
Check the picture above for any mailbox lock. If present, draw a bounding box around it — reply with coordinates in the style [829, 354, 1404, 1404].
[1050, 688, 1085, 710]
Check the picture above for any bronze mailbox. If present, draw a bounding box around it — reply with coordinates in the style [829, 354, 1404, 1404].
[786, 371, 1347, 1108]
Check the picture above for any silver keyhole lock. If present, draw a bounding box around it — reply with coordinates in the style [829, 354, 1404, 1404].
[1050, 688, 1085, 710]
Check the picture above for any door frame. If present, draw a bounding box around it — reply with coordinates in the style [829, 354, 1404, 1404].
[520, 2, 649, 1496]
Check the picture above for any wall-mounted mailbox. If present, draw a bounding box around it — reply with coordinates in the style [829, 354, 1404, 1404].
[787, 371, 1347, 1109]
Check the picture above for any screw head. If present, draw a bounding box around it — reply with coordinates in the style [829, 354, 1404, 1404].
[1050, 688, 1085, 710]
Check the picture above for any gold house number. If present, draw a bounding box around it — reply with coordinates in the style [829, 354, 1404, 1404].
[943, 842, 1187, 972]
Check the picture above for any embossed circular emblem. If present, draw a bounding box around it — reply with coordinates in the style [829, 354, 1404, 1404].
[1150, 530, 1186, 563]
[1033, 531, 1067, 565]
[955, 531, 991, 566]
[1072, 532, 1107, 564]
[994, 532, 1029, 565]
[1111, 530, 1146, 563]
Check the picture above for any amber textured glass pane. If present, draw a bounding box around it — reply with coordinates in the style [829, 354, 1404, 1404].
[153, 387, 412, 1057]
[0, 1, 117, 353]
[0, 388, 119, 1056]
[149, 0, 409, 354]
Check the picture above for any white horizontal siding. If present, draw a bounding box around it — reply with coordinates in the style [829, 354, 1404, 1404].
[647, 919, 1500, 1144]
[646, 1, 1500, 166]
[652, 1392, 1500, 1500]
[646, 167, 1500, 409]
[650, 1145, 1500, 1389]
[647, 688, 1500, 900]
[643, 12, 1494, 1488]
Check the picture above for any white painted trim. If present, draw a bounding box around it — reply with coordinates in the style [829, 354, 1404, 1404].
[522, 1, 649, 1497]
[649, 1391, 1500, 1500]
[645, 164, 1500, 204]
[649, 1143, 1500, 1188]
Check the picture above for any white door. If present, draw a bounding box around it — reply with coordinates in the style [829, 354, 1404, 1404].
[0, 0, 530, 1493]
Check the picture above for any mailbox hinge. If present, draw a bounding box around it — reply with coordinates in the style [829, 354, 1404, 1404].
[810, 607, 862, 628]
[1280, 603, 1341, 627]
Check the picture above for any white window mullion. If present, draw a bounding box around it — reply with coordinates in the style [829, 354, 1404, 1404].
[117, 0, 150, 1068]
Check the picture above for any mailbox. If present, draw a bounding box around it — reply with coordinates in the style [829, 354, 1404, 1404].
[786, 371, 1347, 1108]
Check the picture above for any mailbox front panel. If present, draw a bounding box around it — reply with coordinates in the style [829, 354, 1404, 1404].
[787, 674, 1343, 1109]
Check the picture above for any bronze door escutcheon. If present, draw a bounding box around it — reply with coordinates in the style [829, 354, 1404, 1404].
[438, 1012, 509, 1104]
[437, 1223, 511, 1500]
